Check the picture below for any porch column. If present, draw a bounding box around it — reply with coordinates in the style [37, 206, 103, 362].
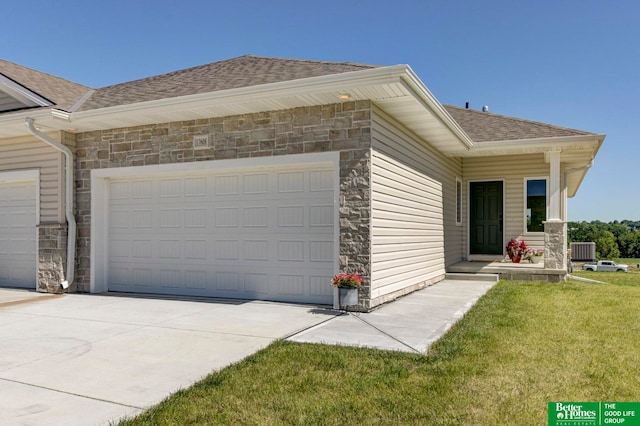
[544, 150, 567, 274]
[547, 150, 561, 221]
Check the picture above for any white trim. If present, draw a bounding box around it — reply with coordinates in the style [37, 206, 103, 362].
[91, 152, 341, 295]
[0, 74, 52, 108]
[92, 151, 338, 179]
[455, 176, 462, 226]
[467, 179, 505, 260]
[523, 176, 549, 235]
[0, 169, 39, 184]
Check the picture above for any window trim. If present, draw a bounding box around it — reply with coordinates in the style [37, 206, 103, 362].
[455, 177, 462, 226]
[523, 176, 549, 234]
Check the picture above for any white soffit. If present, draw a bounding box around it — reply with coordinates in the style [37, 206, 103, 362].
[55, 65, 473, 154]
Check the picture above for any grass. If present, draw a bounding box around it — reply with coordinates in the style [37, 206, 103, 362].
[120, 275, 640, 426]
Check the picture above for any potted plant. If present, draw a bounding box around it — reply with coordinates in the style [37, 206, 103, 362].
[523, 247, 544, 264]
[506, 239, 527, 263]
[331, 273, 362, 307]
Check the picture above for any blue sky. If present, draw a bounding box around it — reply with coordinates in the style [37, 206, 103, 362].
[3, 0, 637, 221]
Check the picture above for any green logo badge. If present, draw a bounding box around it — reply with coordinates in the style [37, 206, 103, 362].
[548, 402, 640, 426]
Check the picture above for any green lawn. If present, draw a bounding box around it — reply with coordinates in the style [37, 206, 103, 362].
[120, 275, 640, 426]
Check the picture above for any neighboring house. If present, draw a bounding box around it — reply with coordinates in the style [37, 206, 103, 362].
[0, 55, 604, 310]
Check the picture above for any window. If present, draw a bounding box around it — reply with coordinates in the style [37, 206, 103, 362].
[526, 178, 547, 232]
[456, 178, 462, 225]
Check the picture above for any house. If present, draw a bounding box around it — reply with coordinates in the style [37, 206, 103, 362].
[0, 55, 604, 310]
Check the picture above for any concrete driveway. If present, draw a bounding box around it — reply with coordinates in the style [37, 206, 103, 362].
[0, 290, 337, 426]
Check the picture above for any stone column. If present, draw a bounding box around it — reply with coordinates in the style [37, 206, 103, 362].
[37, 223, 68, 293]
[339, 148, 371, 311]
[544, 220, 567, 271]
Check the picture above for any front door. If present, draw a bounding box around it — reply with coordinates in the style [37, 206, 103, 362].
[470, 181, 503, 255]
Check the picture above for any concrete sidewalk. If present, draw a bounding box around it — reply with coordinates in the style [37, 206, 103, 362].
[289, 278, 497, 353]
[0, 278, 495, 425]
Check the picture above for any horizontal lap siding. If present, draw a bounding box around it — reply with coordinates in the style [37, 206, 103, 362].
[0, 134, 63, 223]
[371, 107, 462, 299]
[463, 154, 551, 253]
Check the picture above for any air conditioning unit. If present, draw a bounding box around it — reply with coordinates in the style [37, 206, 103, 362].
[570, 242, 596, 262]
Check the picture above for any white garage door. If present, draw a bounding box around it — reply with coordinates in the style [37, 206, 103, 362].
[0, 180, 37, 289]
[106, 164, 336, 304]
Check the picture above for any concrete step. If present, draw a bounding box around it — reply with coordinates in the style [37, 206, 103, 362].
[445, 272, 500, 282]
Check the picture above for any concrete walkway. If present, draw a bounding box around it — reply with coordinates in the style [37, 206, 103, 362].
[0, 278, 495, 425]
[289, 278, 497, 353]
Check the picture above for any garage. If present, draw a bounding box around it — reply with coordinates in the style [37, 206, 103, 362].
[0, 176, 37, 289]
[94, 157, 338, 305]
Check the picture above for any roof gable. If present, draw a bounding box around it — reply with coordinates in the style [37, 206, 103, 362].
[0, 59, 90, 112]
[78, 55, 378, 111]
[443, 104, 593, 142]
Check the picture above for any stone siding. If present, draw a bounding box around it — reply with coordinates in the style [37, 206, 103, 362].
[544, 220, 567, 272]
[74, 102, 373, 307]
[37, 223, 67, 293]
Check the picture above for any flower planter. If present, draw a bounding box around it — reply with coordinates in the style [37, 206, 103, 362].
[339, 287, 359, 306]
[511, 256, 521, 263]
[531, 255, 543, 264]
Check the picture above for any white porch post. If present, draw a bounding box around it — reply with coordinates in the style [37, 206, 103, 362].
[547, 150, 561, 221]
[544, 150, 567, 276]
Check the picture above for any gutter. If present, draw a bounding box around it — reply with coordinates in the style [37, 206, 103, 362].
[564, 160, 594, 198]
[25, 117, 75, 290]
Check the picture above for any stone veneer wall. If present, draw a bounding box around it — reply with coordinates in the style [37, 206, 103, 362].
[37, 223, 67, 293]
[74, 101, 373, 308]
[544, 220, 567, 281]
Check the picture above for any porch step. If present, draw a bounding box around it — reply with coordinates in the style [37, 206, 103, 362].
[445, 272, 500, 283]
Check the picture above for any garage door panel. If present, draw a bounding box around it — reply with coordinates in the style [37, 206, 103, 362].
[106, 165, 335, 304]
[0, 180, 37, 289]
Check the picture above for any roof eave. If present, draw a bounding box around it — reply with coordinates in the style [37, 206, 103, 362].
[53, 65, 472, 153]
[448, 134, 605, 157]
[448, 133, 605, 197]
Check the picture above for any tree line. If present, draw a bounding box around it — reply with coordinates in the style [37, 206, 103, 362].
[568, 220, 640, 259]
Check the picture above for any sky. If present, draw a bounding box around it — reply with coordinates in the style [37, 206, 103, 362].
[2, 0, 637, 221]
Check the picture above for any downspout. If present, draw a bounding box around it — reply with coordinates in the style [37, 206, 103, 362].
[25, 117, 75, 290]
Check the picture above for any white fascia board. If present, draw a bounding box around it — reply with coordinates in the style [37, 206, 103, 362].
[0, 108, 50, 124]
[57, 65, 475, 152]
[398, 66, 474, 150]
[449, 134, 605, 157]
[66, 66, 412, 120]
[0, 74, 52, 107]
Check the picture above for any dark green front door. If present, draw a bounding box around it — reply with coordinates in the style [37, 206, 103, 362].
[470, 181, 503, 255]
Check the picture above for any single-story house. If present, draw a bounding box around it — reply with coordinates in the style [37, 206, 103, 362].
[0, 55, 604, 310]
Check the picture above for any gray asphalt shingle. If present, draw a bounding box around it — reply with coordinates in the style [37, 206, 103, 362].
[444, 104, 593, 142]
[0, 59, 90, 111]
[0, 54, 594, 143]
[77, 55, 378, 111]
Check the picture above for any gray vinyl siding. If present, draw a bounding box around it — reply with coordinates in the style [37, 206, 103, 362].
[370, 106, 462, 299]
[462, 153, 563, 255]
[0, 133, 64, 223]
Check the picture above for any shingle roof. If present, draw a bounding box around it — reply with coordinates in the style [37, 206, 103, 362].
[78, 55, 378, 111]
[0, 54, 596, 145]
[444, 104, 593, 142]
[0, 59, 90, 111]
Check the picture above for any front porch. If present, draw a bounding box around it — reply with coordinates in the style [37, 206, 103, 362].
[447, 260, 567, 283]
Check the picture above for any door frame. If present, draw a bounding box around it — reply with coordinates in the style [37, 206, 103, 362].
[467, 179, 505, 261]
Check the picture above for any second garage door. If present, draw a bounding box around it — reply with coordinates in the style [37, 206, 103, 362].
[0, 179, 37, 289]
[106, 164, 336, 304]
